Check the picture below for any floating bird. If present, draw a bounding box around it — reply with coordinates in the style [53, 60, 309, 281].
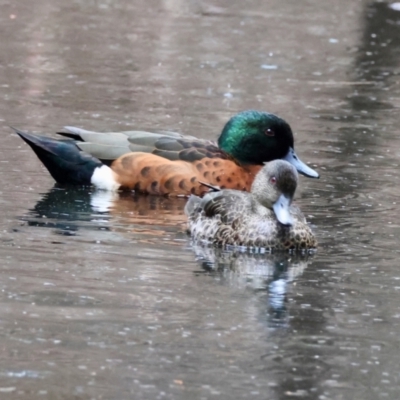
[185, 160, 317, 251]
[14, 110, 318, 195]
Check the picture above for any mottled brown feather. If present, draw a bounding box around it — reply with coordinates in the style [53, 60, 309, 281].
[111, 152, 263, 196]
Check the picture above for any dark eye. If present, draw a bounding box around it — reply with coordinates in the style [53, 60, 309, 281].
[270, 176, 277, 184]
[265, 128, 275, 137]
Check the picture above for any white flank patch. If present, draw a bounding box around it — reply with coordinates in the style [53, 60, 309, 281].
[91, 165, 120, 191]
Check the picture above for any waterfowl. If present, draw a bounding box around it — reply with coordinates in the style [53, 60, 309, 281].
[14, 110, 319, 196]
[185, 160, 317, 251]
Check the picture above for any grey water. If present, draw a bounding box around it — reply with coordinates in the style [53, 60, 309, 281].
[1, 0, 400, 399]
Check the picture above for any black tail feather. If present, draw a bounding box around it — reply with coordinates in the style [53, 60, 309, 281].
[14, 128, 102, 185]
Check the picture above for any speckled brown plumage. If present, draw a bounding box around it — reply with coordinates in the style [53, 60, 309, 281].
[185, 160, 317, 252]
[111, 152, 262, 195]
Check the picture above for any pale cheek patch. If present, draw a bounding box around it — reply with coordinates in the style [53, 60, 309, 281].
[91, 165, 121, 191]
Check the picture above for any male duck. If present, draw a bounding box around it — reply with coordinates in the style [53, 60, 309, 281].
[14, 110, 318, 196]
[185, 160, 317, 251]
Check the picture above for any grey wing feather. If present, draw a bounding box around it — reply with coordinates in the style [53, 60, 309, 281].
[200, 190, 250, 223]
[77, 143, 142, 161]
[61, 126, 210, 162]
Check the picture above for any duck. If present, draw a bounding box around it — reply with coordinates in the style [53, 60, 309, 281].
[184, 159, 317, 251]
[14, 110, 319, 196]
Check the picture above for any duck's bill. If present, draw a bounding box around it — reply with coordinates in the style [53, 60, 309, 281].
[283, 147, 319, 178]
[273, 194, 293, 226]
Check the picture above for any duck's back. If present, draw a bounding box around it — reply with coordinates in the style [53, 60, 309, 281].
[60, 127, 222, 164]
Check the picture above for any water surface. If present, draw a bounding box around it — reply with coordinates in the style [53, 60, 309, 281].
[1, 0, 400, 399]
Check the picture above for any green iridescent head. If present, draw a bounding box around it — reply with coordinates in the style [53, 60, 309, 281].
[218, 110, 319, 178]
[217, 110, 294, 164]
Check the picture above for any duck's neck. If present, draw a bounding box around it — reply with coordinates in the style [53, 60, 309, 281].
[250, 197, 271, 216]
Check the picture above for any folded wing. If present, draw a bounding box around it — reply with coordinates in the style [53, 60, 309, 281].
[58, 127, 227, 164]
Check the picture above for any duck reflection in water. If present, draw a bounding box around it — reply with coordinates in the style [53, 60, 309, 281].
[22, 186, 188, 236]
[192, 244, 314, 326]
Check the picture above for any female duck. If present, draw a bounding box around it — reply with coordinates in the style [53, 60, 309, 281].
[185, 160, 317, 251]
[14, 110, 318, 196]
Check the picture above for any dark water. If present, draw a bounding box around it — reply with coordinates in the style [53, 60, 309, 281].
[1, 0, 400, 398]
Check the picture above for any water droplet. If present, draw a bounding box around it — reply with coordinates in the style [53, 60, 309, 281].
[389, 2, 400, 11]
[260, 64, 278, 70]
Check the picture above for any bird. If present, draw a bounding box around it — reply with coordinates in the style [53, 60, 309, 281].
[184, 159, 317, 251]
[14, 110, 319, 196]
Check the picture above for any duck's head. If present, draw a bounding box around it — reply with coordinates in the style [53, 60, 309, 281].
[218, 110, 319, 178]
[251, 160, 299, 226]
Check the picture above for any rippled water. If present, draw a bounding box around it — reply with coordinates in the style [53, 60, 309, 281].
[1, 0, 400, 398]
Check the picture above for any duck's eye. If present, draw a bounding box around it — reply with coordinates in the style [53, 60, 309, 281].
[270, 176, 277, 184]
[265, 128, 275, 137]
